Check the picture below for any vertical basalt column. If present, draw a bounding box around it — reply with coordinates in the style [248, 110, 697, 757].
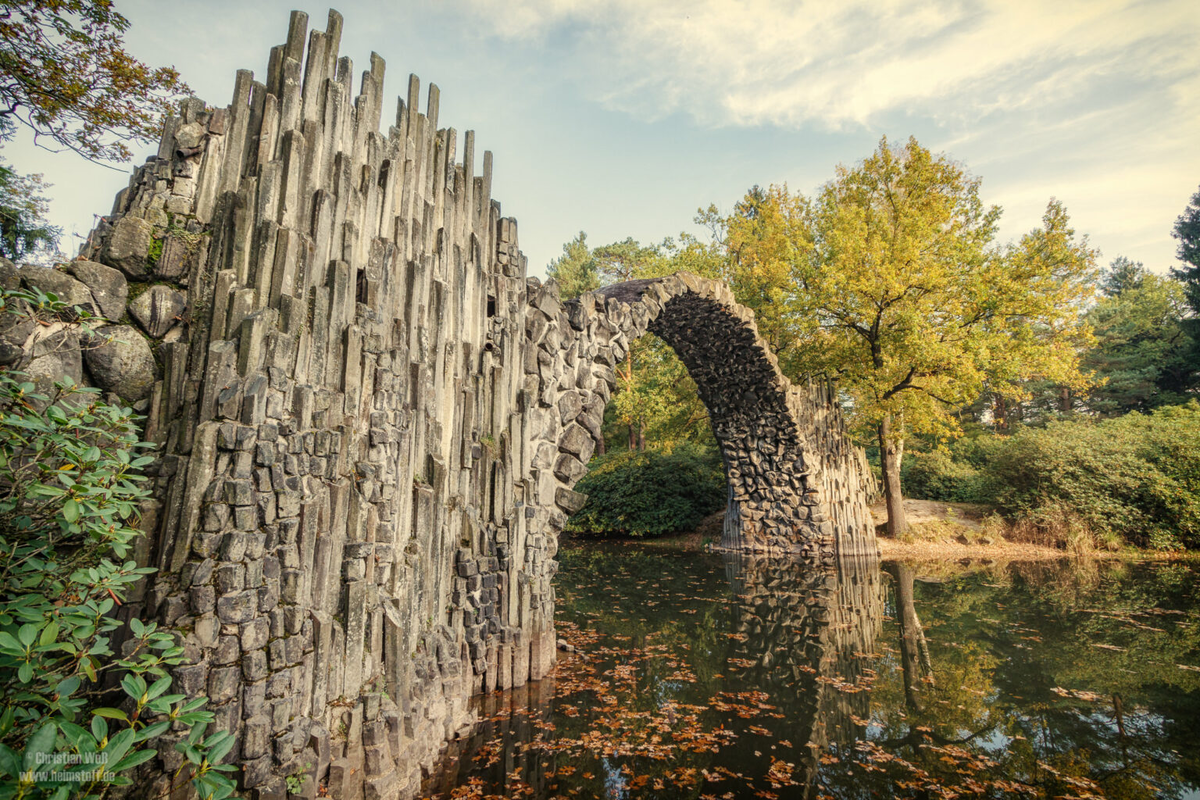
[82, 10, 556, 800]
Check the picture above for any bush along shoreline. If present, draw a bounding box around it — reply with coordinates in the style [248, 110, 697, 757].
[900, 403, 1200, 552]
[564, 444, 726, 539]
[562, 404, 1200, 557]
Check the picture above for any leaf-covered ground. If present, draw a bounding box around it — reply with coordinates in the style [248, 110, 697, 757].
[424, 546, 1200, 800]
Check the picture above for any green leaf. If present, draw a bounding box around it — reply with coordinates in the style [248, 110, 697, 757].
[22, 721, 56, 772]
[186, 721, 208, 745]
[134, 720, 169, 742]
[102, 728, 135, 767]
[111, 748, 157, 772]
[63, 498, 80, 522]
[207, 733, 236, 763]
[91, 715, 107, 742]
[17, 623, 38, 647]
[180, 743, 202, 765]
[56, 722, 93, 752]
[146, 675, 171, 699]
[93, 708, 128, 722]
[40, 619, 59, 646]
[0, 745, 20, 777]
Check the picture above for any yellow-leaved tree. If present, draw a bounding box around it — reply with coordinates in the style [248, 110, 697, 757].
[725, 137, 1097, 535]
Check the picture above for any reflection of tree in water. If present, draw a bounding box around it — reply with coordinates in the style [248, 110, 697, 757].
[861, 559, 1200, 800]
[886, 562, 935, 712]
[722, 550, 884, 798]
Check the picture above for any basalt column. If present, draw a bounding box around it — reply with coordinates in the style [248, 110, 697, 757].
[83, 10, 555, 800]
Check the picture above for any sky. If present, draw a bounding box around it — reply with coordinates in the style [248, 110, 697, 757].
[8, 0, 1199, 279]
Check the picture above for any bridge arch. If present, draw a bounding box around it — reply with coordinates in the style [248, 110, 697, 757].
[523, 271, 876, 560]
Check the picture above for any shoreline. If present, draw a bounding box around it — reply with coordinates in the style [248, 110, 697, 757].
[563, 501, 1200, 563]
[873, 536, 1198, 562]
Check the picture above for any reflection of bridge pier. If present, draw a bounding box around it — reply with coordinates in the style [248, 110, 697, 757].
[723, 551, 884, 796]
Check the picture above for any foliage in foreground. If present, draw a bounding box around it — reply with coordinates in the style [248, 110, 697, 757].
[904, 404, 1200, 550]
[0, 0, 188, 163]
[565, 445, 726, 538]
[0, 288, 234, 799]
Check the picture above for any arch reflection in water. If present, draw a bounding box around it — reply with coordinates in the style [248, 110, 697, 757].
[722, 551, 884, 796]
[427, 547, 1200, 799]
[424, 547, 884, 799]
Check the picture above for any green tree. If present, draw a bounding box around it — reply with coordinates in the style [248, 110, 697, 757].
[727, 138, 1095, 535]
[978, 200, 1098, 431]
[546, 231, 599, 301]
[722, 185, 809, 369]
[0, 0, 188, 162]
[0, 162, 58, 261]
[1083, 258, 1196, 414]
[1171, 185, 1200, 362]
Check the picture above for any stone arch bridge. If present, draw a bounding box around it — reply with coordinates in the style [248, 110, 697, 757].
[27, 9, 879, 799]
[530, 276, 874, 556]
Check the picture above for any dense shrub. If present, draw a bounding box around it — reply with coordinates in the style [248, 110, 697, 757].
[565, 444, 726, 538]
[902, 435, 1004, 504]
[0, 288, 234, 799]
[984, 404, 1200, 550]
[902, 450, 985, 503]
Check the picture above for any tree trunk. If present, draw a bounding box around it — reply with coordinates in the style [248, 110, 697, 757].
[624, 348, 641, 451]
[1060, 386, 1071, 414]
[878, 415, 907, 536]
[993, 394, 1008, 433]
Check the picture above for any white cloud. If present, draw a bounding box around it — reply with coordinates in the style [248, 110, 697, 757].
[454, 0, 1199, 270]
[457, 0, 1199, 131]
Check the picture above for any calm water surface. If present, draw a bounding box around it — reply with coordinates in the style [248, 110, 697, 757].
[426, 543, 1200, 799]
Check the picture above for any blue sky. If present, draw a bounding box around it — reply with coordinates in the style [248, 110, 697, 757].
[8, 0, 1199, 278]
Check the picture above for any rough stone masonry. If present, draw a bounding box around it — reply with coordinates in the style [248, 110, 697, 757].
[3, 8, 878, 799]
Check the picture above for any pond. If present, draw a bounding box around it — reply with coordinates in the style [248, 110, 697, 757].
[425, 542, 1200, 799]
